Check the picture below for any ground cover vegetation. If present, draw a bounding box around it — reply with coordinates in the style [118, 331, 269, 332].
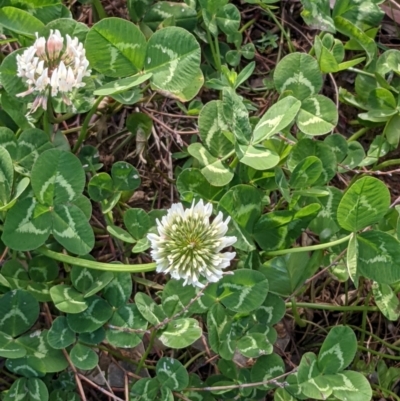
[0, 0, 400, 400]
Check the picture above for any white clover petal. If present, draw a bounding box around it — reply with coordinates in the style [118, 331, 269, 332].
[50, 68, 59, 96]
[36, 59, 44, 76]
[35, 68, 49, 92]
[34, 36, 46, 58]
[16, 87, 34, 97]
[147, 200, 237, 288]
[16, 30, 91, 114]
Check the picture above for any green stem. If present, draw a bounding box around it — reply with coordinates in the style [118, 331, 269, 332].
[221, 150, 235, 162]
[343, 279, 349, 324]
[229, 156, 239, 169]
[43, 97, 54, 140]
[373, 137, 385, 169]
[347, 127, 369, 142]
[372, 385, 400, 401]
[286, 302, 379, 312]
[205, 28, 220, 71]
[72, 96, 104, 153]
[52, 112, 75, 123]
[360, 292, 371, 339]
[290, 298, 307, 327]
[111, 133, 135, 156]
[262, 6, 294, 53]
[43, 110, 50, 139]
[239, 18, 256, 33]
[265, 234, 352, 256]
[347, 67, 375, 78]
[0, 38, 18, 45]
[373, 158, 400, 171]
[349, 325, 400, 353]
[214, 35, 222, 71]
[135, 329, 157, 376]
[358, 345, 400, 361]
[353, 290, 372, 367]
[62, 126, 84, 135]
[91, 0, 107, 20]
[184, 351, 207, 369]
[93, 343, 155, 370]
[37, 247, 156, 273]
[0, 375, 10, 387]
[0, 369, 18, 381]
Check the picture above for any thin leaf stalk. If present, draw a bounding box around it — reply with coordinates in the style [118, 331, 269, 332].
[265, 233, 352, 256]
[73, 95, 104, 152]
[37, 247, 156, 273]
[135, 329, 157, 376]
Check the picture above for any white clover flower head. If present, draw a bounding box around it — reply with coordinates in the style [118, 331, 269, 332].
[16, 30, 91, 113]
[147, 200, 237, 288]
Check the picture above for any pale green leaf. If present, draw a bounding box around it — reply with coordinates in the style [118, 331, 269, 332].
[0, 146, 14, 207]
[201, 161, 234, 187]
[237, 332, 273, 358]
[237, 144, 280, 170]
[4, 378, 48, 401]
[31, 149, 84, 206]
[94, 73, 152, 96]
[0, 331, 27, 359]
[346, 233, 359, 284]
[47, 316, 76, 349]
[218, 269, 269, 313]
[300, 0, 335, 32]
[357, 230, 400, 284]
[251, 354, 285, 390]
[198, 100, 234, 158]
[372, 282, 400, 321]
[156, 357, 189, 391]
[69, 343, 98, 370]
[274, 53, 322, 100]
[218, 184, 263, 233]
[124, 208, 151, 240]
[85, 17, 147, 77]
[289, 156, 323, 188]
[0, 289, 39, 337]
[0, 177, 30, 212]
[67, 296, 113, 333]
[176, 168, 225, 203]
[145, 27, 203, 101]
[16, 128, 53, 171]
[337, 177, 390, 232]
[111, 161, 141, 191]
[50, 285, 88, 314]
[103, 272, 132, 308]
[330, 371, 372, 401]
[11, 330, 68, 374]
[106, 304, 147, 348]
[0, 7, 44, 37]
[216, 4, 240, 35]
[296, 95, 338, 135]
[70, 258, 101, 293]
[334, 15, 376, 64]
[158, 318, 202, 349]
[143, 2, 197, 31]
[318, 325, 357, 374]
[52, 204, 94, 255]
[135, 292, 166, 325]
[40, 17, 88, 42]
[253, 96, 301, 144]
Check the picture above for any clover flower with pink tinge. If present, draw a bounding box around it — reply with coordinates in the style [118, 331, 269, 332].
[16, 29, 91, 113]
[147, 200, 237, 288]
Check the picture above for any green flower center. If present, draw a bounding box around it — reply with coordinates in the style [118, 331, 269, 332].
[162, 215, 219, 271]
